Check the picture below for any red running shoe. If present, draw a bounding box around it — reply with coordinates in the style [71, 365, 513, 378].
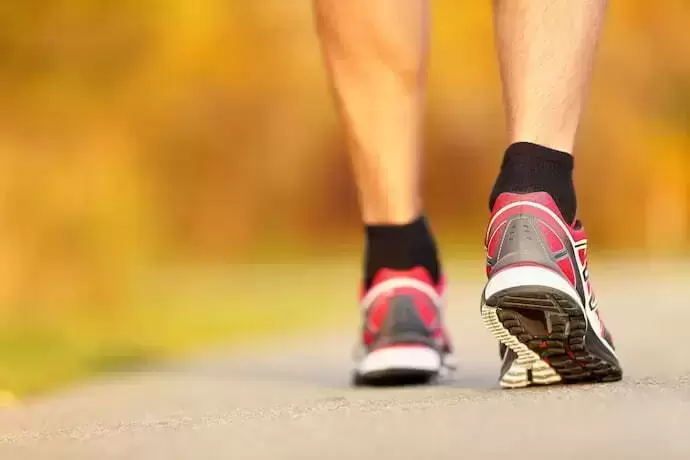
[353, 267, 456, 386]
[482, 192, 622, 388]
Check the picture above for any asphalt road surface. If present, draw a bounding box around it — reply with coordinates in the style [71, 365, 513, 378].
[1, 260, 689, 459]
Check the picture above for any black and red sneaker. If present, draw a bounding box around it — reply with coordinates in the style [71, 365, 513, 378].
[481, 192, 622, 388]
[353, 267, 456, 386]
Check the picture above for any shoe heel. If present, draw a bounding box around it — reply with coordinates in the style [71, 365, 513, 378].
[481, 265, 582, 388]
[374, 294, 436, 349]
[483, 265, 581, 308]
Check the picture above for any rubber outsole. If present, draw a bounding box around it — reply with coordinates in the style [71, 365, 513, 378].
[482, 285, 622, 388]
[352, 368, 439, 387]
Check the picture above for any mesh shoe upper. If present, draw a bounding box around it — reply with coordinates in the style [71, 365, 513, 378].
[359, 267, 452, 354]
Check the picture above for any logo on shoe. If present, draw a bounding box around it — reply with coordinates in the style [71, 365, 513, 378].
[576, 249, 598, 312]
[588, 293, 598, 312]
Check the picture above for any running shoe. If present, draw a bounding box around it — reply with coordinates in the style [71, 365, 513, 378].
[353, 267, 456, 386]
[481, 192, 622, 388]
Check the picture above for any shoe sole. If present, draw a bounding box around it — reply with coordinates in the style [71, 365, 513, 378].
[481, 266, 623, 389]
[352, 345, 452, 387]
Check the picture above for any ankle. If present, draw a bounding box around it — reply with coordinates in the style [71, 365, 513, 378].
[508, 134, 576, 155]
[489, 142, 577, 223]
[364, 215, 441, 288]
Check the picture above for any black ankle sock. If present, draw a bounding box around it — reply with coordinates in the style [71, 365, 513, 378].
[489, 142, 577, 223]
[364, 216, 440, 288]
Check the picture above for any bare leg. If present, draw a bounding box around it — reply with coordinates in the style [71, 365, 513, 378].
[483, 1, 622, 390]
[493, 0, 608, 154]
[314, 0, 429, 225]
[314, 1, 451, 386]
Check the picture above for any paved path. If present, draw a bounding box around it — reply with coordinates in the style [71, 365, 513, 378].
[0, 261, 689, 459]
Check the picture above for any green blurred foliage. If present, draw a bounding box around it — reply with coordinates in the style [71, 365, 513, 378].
[0, 0, 687, 315]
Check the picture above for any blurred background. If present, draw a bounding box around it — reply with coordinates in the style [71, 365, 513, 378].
[0, 1, 688, 397]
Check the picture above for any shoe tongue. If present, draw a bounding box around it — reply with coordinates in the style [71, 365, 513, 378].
[371, 266, 434, 286]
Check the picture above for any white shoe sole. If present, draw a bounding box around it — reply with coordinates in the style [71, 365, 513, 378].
[353, 345, 455, 386]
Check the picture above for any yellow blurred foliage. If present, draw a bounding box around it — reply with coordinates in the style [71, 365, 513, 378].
[0, 1, 687, 313]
